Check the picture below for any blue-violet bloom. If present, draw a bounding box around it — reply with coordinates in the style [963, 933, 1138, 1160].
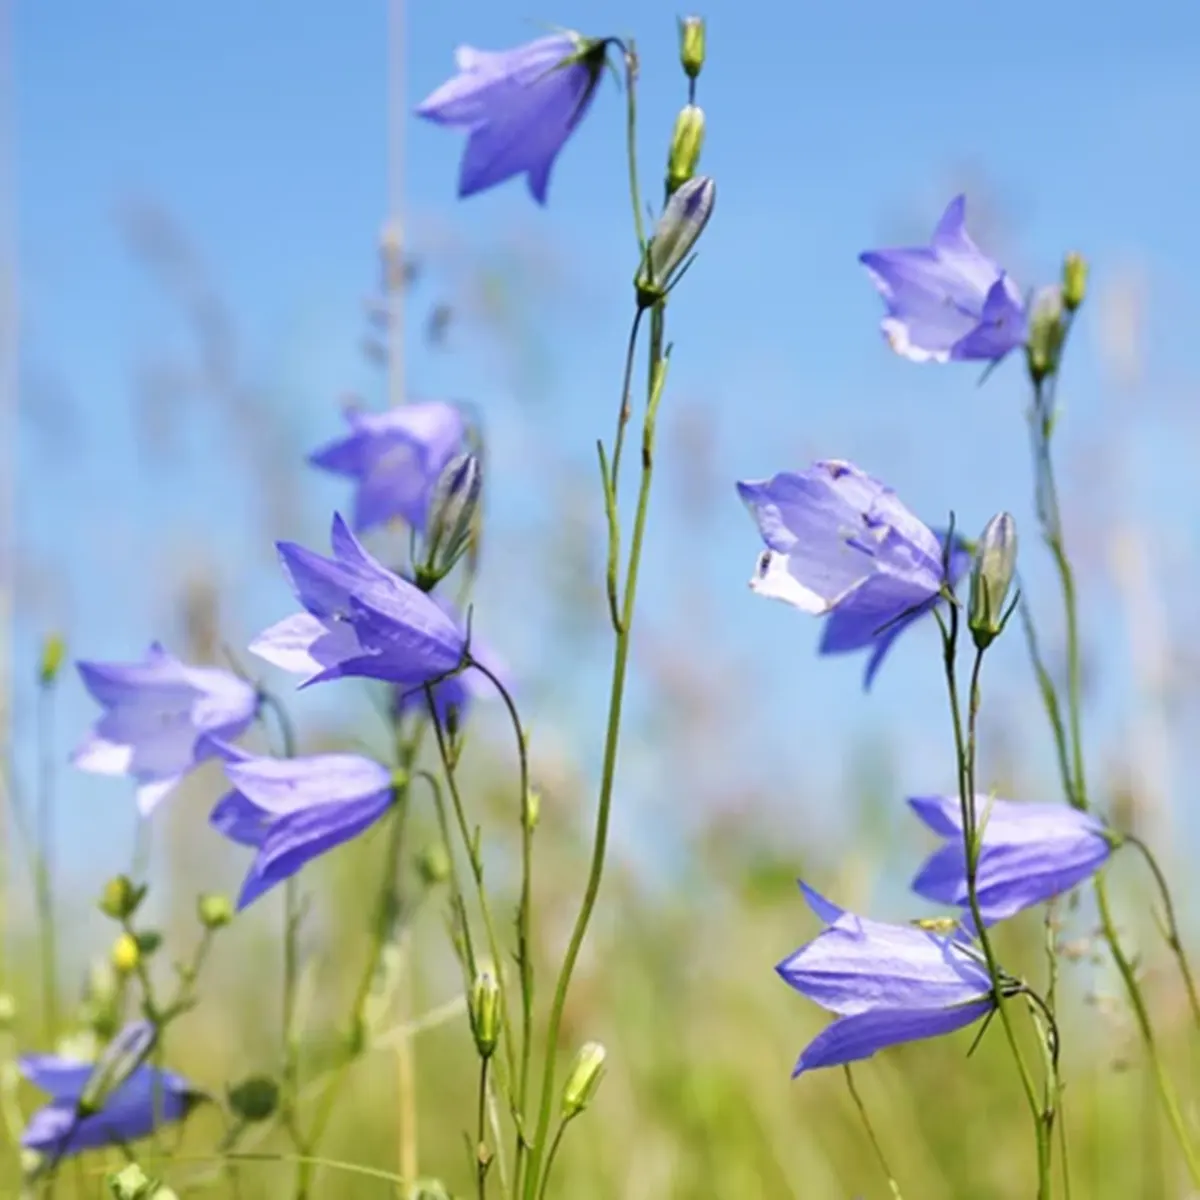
[309, 401, 467, 533]
[777, 883, 996, 1075]
[909, 794, 1114, 925]
[860, 194, 1027, 363]
[72, 643, 258, 815]
[20, 1047, 202, 1160]
[210, 745, 397, 910]
[250, 513, 468, 689]
[415, 33, 608, 204]
[738, 460, 958, 688]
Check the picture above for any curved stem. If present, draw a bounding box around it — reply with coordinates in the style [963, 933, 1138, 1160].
[843, 1067, 903, 1199]
[620, 41, 646, 255]
[536, 1122, 570, 1200]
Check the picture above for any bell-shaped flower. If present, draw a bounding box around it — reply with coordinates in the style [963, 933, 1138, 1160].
[860, 195, 1027, 364]
[20, 1042, 203, 1160]
[209, 745, 398, 910]
[777, 883, 997, 1075]
[72, 643, 259, 815]
[738, 460, 959, 688]
[909, 794, 1115, 925]
[309, 401, 467, 533]
[250, 513, 467, 689]
[416, 33, 608, 204]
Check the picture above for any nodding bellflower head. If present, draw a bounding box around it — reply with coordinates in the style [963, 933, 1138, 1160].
[209, 745, 398, 910]
[859, 195, 1027, 364]
[909, 794, 1115, 925]
[250, 514, 468, 689]
[72, 644, 259, 816]
[416, 32, 609, 204]
[20, 1044, 203, 1160]
[777, 883, 998, 1075]
[309, 401, 467, 534]
[737, 460, 965, 689]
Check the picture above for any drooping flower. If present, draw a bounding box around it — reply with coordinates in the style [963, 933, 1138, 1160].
[908, 794, 1115, 925]
[250, 513, 467, 689]
[209, 747, 397, 909]
[777, 883, 997, 1075]
[309, 401, 466, 533]
[416, 33, 608, 204]
[738, 460, 961, 688]
[72, 643, 259, 815]
[20, 1043, 203, 1160]
[859, 195, 1027, 364]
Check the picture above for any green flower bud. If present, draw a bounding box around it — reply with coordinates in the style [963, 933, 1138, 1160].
[107, 1163, 153, 1199]
[1062, 251, 1088, 311]
[39, 633, 66, 687]
[197, 892, 234, 931]
[636, 176, 716, 307]
[227, 1074, 280, 1123]
[678, 15, 705, 78]
[417, 842, 451, 887]
[99, 875, 145, 921]
[469, 966, 501, 1060]
[522, 787, 541, 832]
[422, 452, 482, 586]
[1026, 285, 1065, 384]
[561, 1040, 606, 1119]
[666, 104, 705, 195]
[968, 513, 1018, 650]
[111, 933, 140, 976]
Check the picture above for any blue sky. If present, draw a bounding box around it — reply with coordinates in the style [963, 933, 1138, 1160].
[12, 1, 1200, 900]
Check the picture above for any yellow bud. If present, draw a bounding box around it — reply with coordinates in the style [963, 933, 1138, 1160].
[561, 1041, 606, 1119]
[111, 933, 140, 976]
[469, 967, 501, 1060]
[1062, 252, 1088, 311]
[197, 893, 234, 930]
[666, 105, 705, 195]
[99, 875, 143, 921]
[678, 15, 706, 79]
[38, 634, 66, 687]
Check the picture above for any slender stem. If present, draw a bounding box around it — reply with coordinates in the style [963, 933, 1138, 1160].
[35, 681, 58, 1040]
[1125, 833, 1200, 1031]
[397, 945, 418, 1190]
[417, 767, 477, 980]
[525, 304, 669, 1200]
[1044, 900, 1072, 1200]
[536, 1122, 570, 1200]
[621, 42, 646, 254]
[477, 1058, 491, 1200]
[843, 1067, 903, 1199]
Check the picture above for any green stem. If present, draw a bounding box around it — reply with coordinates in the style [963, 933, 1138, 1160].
[417, 768, 477, 980]
[478, 1057, 491, 1200]
[842, 1067, 903, 1199]
[536, 1122, 570, 1200]
[621, 41, 646, 255]
[525, 304, 669, 1200]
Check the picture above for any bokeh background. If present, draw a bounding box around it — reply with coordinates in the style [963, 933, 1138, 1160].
[3, 1, 1200, 1195]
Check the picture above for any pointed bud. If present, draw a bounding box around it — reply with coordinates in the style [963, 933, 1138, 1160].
[561, 1041, 606, 1119]
[38, 634, 66, 687]
[1026, 285, 1066, 384]
[666, 105, 705, 195]
[99, 875, 144, 921]
[678, 16, 705, 78]
[81, 1020, 157, 1114]
[417, 842, 451, 886]
[469, 966, 501, 1060]
[197, 893, 234, 931]
[636, 176, 716, 307]
[1062, 252, 1088, 312]
[969, 513, 1018, 650]
[111, 933, 141, 976]
[227, 1074, 280, 1123]
[422, 452, 482, 586]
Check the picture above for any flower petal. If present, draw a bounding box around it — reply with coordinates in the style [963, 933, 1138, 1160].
[224, 753, 392, 816]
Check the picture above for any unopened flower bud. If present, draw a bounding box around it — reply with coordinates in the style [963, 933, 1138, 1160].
[969, 513, 1018, 650]
[1062, 252, 1088, 311]
[38, 634, 66, 687]
[469, 966, 501, 1060]
[666, 104, 705, 195]
[522, 788, 541, 832]
[197, 893, 234, 931]
[678, 16, 705, 78]
[111, 933, 140, 976]
[227, 1074, 280, 1123]
[637, 176, 716, 306]
[417, 842, 451, 887]
[561, 1040, 606, 1119]
[1026, 285, 1065, 384]
[82, 1020, 157, 1114]
[423, 452, 482, 585]
[99, 875, 144, 922]
[107, 1164, 153, 1200]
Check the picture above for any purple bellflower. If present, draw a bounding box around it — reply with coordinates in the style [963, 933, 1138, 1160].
[777, 883, 998, 1075]
[250, 514, 468, 689]
[20, 1049, 202, 1160]
[209, 745, 397, 909]
[737, 460, 959, 689]
[416, 32, 608, 204]
[72, 643, 258, 815]
[909, 794, 1115, 925]
[309, 401, 467, 533]
[860, 195, 1027, 364]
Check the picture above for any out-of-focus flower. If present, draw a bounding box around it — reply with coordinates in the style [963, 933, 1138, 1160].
[309, 402, 466, 533]
[209, 746, 398, 910]
[738, 460, 961, 688]
[72, 644, 258, 815]
[416, 33, 608, 204]
[20, 1048, 203, 1159]
[908, 794, 1114, 924]
[860, 195, 1026, 363]
[250, 514, 467, 689]
[777, 883, 997, 1075]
